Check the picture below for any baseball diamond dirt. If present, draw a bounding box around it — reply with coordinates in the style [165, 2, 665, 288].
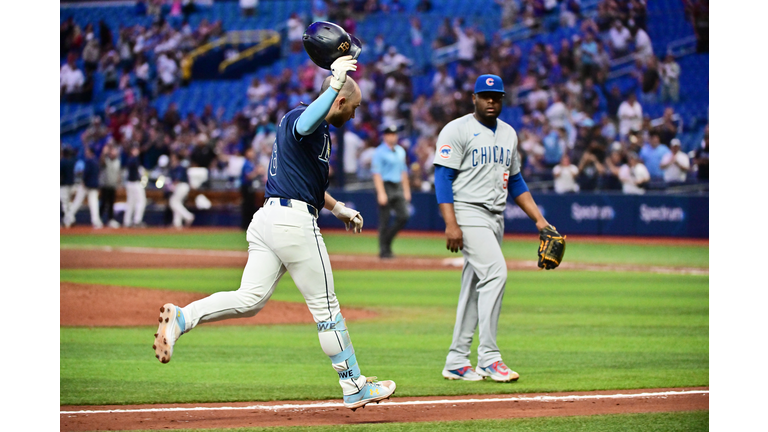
[60, 228, 708, 430]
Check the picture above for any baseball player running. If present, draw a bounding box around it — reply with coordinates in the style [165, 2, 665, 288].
[153, 55, 396, 410]
[434, 74, 557, 382]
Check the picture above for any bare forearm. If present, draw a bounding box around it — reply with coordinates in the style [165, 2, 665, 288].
[372, 174, 386, 196]
[401, 171, 411, 199]
[324, 192, 337, 211]
[514, 192, 549, 230]
[439, 203, 458, 227]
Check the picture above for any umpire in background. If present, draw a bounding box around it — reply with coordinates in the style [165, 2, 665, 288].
[372, 124, 411, 258]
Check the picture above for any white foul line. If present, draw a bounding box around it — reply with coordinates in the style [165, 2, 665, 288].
[61, 390, 708, 415]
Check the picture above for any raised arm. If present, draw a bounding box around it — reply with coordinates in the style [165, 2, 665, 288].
[295, 55, 357, 137]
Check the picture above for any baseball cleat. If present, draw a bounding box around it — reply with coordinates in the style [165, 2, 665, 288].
[344, 377, 396, 410]
[153, 303, 185, 364]
[442, 366, 485, 381]
[477, 361, 519, 382]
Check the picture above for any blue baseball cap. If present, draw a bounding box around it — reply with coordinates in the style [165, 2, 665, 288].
[474, 74, 505, 94]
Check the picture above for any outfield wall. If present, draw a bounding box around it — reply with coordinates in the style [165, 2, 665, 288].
[66, 192, 709, 238]
[316, 192, 709, 239]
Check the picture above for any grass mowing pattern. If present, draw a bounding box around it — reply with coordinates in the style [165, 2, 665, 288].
[60, 231, 709, 268]
[61, 269, 707, 405]
[114, 410, 709, 432]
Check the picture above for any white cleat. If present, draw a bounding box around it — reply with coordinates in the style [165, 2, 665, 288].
[153, 304, 185, 364]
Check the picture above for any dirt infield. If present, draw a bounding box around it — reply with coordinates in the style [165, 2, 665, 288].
[60, 283, 377, 327]
[59, 231, 708, 430]
[60, 388, 709, 431]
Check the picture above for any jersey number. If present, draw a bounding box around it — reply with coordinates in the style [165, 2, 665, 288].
[269, 141, 278, 176]
[318, 134, 331, 163]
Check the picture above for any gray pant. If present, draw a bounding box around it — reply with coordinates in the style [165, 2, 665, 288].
[445, 203, 507, 370]
[378, 182, 409, 256]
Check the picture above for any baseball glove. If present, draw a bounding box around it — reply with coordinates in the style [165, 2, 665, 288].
[538, 225, 566, 270]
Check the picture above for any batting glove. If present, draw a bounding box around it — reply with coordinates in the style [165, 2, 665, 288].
[329, 55, 357, 91]
[332, 201, 364, 233]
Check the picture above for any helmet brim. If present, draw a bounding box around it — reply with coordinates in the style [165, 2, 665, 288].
[348, 34, 362, 60]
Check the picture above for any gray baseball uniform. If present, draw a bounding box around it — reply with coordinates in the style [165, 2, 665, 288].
[433, 113, 520, 370]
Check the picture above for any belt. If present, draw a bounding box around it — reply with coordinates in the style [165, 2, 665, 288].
[264, 197, 319, 218]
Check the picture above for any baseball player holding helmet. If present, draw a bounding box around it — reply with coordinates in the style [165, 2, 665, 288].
[154, 22, 396, 411]
[433, 74, 565, 383]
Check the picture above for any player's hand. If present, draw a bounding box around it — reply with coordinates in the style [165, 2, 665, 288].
[445, 223, 463, 253]
[330, 55, 357, 91]
[377, 193, 388, 206]
[332, 201, 364, 233]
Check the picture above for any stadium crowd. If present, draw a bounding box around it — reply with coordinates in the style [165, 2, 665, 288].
[61, 0, 709, 227]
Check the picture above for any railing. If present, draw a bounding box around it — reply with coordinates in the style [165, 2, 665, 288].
[181, 30, 280, 80]
[649, 112, 683, 134]
[434, 0, 601, 67]
[60, 106, 95, 135]
[218, 30, 281, 74]
[104, 86, 141, 114]
[607, 35, 700, 81]
[666, 35, 698, 58]
[431, 43, 459, 67]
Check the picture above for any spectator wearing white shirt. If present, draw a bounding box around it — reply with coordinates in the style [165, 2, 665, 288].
[617, 92, 643, 138]
[659, 138, 690, 184]
[246, 77, 273, 104]
[343, 130, 366, 183]
[553, 154, 580, 193]
[526, 82, 549, 114]
[379, 46, 412, 74]
[545, 91, 569, 128]
[618, 151, 650, 194]
[134, 54, 150, 97]
[632, 25, 653, 64]
[286, 12, 304, 53]
[660, 54, 681, 103]
[608, 20, 632, 58]
[431, 65, 455, 96]
[240, 0, 258, 16]
[157, 53, 178, 94]
[453, 19, 476, 66]
[61, 53, 85, 101]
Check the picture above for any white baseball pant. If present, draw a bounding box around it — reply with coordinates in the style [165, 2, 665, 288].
[179, 198, 368, 395]
[169, 182, 194, 227]
[60, 185, 74, 218]
[124, 181, 146, 227]
[64, 185, 103, 228]
[444, 203, 507, 370]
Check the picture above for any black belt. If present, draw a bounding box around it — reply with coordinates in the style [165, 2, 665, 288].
[264, 197, 319, 218]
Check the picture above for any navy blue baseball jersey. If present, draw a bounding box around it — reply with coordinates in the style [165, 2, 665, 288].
[265, 106, 331, 210]
[60, 157, 76, 186]
[170, 165, 189, 184]
[241, 158, 255, 186]
[126, 156, 141, 182]
[83, 157, 100, 189]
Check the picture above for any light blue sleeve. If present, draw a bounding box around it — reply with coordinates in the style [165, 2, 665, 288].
[371, 147, 383, 174]
[295, 87, 339, 137]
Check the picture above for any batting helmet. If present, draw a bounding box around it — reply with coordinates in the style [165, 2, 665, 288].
[302, 21, 362, 70]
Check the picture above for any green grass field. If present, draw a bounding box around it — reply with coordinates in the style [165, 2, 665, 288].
[60, 231, 708, 430]
[59, 231, 709, 268]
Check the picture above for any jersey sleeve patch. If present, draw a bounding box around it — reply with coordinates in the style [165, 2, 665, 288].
[439, 144, 452, 159]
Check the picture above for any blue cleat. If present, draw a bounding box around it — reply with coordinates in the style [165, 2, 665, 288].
[343, 377, 396, 411]
[442, 366, 484, 381]
[153, 304, 185, 364]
